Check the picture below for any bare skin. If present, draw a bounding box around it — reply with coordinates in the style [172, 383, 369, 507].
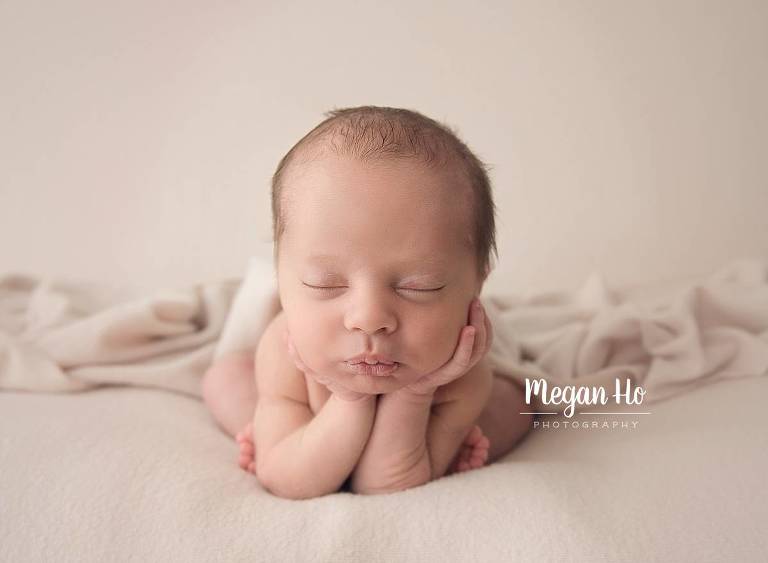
[203, 309, 533, 483]
[202, 154, 535, 496]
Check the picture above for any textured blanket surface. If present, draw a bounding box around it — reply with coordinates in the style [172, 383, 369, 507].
[1, 375, 766, 561]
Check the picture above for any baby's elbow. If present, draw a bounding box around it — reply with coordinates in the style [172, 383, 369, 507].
[261, 483, 315, 501]
[353, 457, 433, 495]
[256, 460, 340, 500]
[255, 471, 289, 499]
[254, 456, 299, 499]
[257, 472, 327, 500]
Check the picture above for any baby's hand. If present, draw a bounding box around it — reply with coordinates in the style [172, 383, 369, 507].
[284, 329, 372, 403]
[404, 297, 493, 396]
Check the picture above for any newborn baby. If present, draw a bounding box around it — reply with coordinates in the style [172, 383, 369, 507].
[203, 106, 533, 499]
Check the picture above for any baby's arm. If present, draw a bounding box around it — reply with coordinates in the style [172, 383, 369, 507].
[425, 358, 493, 478]
[253, 320, 376, 500]
[351, 299, 492, 494]
[350, 357, 493, 494]
[349, 387, 433, 494]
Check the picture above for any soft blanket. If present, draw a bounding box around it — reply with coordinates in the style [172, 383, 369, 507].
[1, 257, 767, 412]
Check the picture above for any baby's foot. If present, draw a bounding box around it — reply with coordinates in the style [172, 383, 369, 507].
[235, 422, 257, 475]
[450, 424, 490, 474]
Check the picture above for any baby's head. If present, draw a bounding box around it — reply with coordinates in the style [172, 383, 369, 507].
[270, 106, 498, 394]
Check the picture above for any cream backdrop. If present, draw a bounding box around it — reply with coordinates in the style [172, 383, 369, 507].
[1, 0, 766, 296]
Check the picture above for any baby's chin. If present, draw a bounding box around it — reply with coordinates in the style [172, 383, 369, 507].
[330, 362, 423, 394]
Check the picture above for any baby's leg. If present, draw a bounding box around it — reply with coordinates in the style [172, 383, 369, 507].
[475, 375, 534, 464]
[201, 351, 258, 438]
[447, 425, 491, 474]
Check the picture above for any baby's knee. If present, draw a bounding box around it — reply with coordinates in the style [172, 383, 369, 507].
[202, 351, 256, 403]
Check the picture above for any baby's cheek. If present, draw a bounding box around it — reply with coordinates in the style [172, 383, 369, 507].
[288, 323, 332, 370]
[408, 323, 462, 373]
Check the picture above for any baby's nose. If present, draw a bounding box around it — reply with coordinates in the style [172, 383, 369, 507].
[344, 306, 396, 336]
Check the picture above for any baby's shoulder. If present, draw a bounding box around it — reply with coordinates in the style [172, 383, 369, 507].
[254, 309, 309, 404]
[255, 308, 286, 360]
[433, 355, 494, 406]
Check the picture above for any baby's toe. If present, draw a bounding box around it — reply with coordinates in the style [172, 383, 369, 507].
[470, 449, 488, 466]
[236, 423, 254, 443]
[466, 425, 483, 445]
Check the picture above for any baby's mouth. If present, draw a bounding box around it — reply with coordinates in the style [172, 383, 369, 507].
[343, 361, 400, 376]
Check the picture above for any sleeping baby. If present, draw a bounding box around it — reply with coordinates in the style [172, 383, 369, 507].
[202, 105, 533, 499]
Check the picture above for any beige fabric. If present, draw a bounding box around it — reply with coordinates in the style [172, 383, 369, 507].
[483, 258, 768, 409]
[1, 259, 766, 413]
[1, 375, 766, 561]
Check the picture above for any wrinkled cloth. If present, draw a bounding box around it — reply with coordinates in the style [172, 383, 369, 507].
[1, 258, 767, 412]
[482, 259, 768, 409]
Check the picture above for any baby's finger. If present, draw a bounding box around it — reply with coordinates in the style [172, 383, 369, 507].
[313, 372, 333, 386]
[413, 326, 475, 391]
[446, 325, 477, 379]
[287, 339, 311, 374]
[470, 300, 487, 364]
[483, 308, 494, 355]
[286, 339, 298, 363]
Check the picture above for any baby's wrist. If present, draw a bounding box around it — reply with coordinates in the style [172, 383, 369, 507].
[332, 392, 376, 405]
[392, 386, 436, 403]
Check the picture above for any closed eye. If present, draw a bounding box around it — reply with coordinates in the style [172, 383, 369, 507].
[303, 284, 340, 293]
[302, 283, 445, 293]
[400, 286, 445, 292]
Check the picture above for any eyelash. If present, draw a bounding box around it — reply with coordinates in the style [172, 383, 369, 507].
[302, 283, 445, 293]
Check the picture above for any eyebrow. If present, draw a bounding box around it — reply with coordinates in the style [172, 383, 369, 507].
[305, 253, 449, 268]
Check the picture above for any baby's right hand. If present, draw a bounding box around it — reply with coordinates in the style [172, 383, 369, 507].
[284, 329, 372, 403]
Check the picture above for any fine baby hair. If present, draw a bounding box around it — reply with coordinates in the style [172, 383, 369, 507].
[269, 105, 499, 283]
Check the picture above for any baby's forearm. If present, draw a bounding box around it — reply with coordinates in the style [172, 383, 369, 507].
[257, 394, 376, 500]
[350, 389, 434, 494]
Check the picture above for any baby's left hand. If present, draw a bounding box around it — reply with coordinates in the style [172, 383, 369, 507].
[403, 297, 493, 396]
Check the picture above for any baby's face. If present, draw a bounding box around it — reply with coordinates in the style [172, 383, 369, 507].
[277, 154, 484, 395]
